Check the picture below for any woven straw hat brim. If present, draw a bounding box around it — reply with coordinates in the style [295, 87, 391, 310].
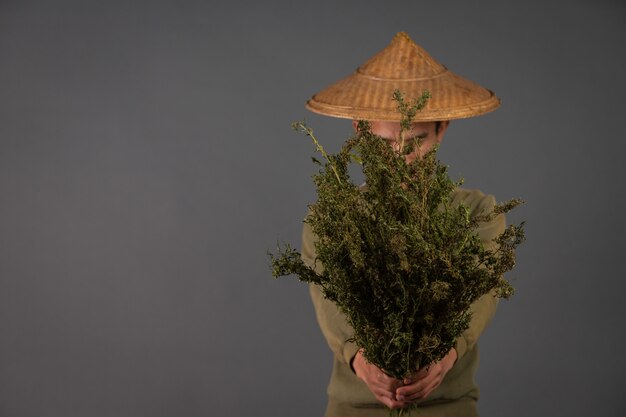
[306, 72, 500, 122]
[306, 32, 500, 122]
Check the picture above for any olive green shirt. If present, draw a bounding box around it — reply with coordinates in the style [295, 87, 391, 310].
[301, 188, 506, 417]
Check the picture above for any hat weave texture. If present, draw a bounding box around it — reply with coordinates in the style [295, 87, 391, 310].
[306, 32, 500, 121]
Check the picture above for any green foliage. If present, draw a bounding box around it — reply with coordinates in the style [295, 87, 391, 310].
[270, 90, 525, 382]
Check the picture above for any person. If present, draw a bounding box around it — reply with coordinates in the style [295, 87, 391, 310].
[300, 32, 506, 417]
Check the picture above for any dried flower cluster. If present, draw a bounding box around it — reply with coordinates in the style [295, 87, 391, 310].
[270, 91, 524, 381]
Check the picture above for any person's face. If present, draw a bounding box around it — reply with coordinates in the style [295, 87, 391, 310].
[352, 120, 449, 164]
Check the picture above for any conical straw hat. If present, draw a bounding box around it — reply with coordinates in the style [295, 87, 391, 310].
[306, 32, 500, 121]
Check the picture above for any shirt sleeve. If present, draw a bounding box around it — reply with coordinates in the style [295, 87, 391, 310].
[453, 191, 506, 361]
[302, 219, 361, 368]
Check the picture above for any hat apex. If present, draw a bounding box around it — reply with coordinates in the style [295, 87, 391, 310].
[359, 32, 446, 80]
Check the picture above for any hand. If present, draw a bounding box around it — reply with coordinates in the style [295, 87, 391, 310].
[395, 348, 458, 403]
[352, 349, 408, 410]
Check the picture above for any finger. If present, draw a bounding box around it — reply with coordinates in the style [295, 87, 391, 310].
[405, 372, 444, 402]
[397, 375, 437, 401]
[377, 375, 404, 392]
[403, 364, 431, 386]
[378, 395, 408, 410]
[403, 380, 434, 401]
[419, 377, 442, 400]
[397, 371, 435, 396]
[370, 378, 398, 394]
[371, 385, 399, 402]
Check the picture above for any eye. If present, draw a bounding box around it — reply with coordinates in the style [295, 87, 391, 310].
[407, 133, 428, 142]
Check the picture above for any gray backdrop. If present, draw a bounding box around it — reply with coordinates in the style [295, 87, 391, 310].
[1, 1, 625, 416]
